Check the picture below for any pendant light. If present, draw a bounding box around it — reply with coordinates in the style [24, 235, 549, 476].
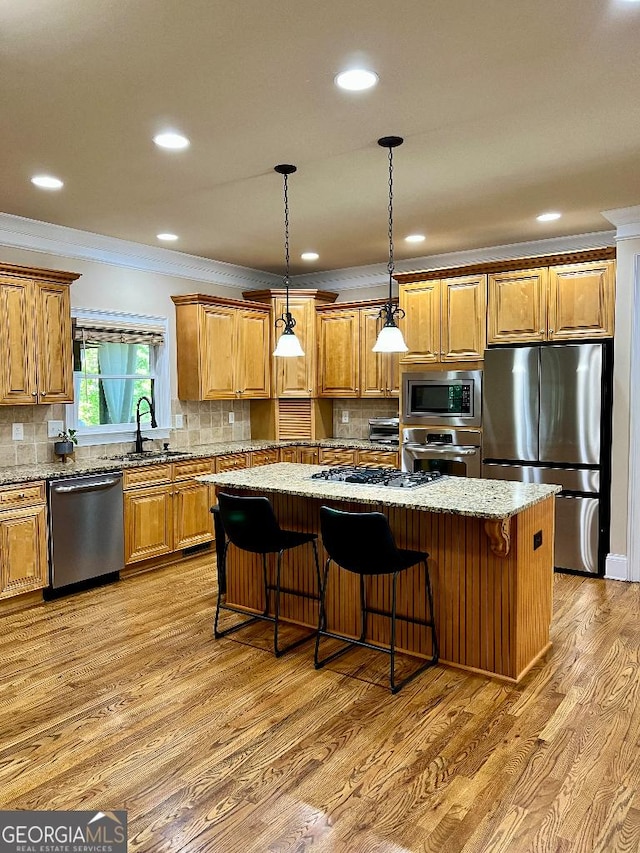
[372, 136, 409, 353]
[273, 163, 304, 357]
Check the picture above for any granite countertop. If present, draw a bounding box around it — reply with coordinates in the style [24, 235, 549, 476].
[198, 462, 561, 520]
[0, 439, 399, 487]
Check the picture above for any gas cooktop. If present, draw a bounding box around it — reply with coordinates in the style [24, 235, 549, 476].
[310, 466, 444, 489]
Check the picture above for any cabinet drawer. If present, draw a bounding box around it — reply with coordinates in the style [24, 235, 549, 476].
[0, 482, 46, 509]
[357, 450, 399, 469]
[172, 458, 214, 481]
[123, 464, 172, 490]
[215, 453, 249, 472]
[250, 449, 279, 467]
[318, 448, 357, 466]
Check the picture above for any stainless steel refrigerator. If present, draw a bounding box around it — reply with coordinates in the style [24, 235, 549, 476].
[482, 342, 613, 575]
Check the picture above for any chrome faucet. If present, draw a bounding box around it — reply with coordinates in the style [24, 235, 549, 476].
[134, 395, 158, 453]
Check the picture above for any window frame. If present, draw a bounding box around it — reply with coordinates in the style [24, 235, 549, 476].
[66, 308, 171, 447]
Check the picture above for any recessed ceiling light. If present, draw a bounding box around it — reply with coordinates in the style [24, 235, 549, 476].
[157, 233, 179, 241]
[31, 175, 63, 190]
[537, 212, 562, 222]
[153, 132, 190, 150]
[405, 234, 426, 243]
[301, 252, 319, 261]
[335, 69, 378, 91]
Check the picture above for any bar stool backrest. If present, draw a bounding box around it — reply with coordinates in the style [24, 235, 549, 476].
[217, 492, 283, 554]
[319, 506, 401, 575]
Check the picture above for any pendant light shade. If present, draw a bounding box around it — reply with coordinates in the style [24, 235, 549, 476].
[373, 136, 408, 354]
[273, 163, 304, 358]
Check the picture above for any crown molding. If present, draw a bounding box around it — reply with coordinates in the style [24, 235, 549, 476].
[602, 205, 640, 240]
[291, 230, 616, 291]
[0, 213, 281, 289]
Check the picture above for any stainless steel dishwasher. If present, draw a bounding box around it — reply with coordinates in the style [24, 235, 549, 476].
[48, 471, 124, 590]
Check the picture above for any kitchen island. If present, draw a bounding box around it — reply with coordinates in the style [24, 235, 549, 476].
[199, 463, 561, 682]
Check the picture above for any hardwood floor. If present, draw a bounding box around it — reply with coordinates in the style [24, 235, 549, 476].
[1, 555, 639, 852]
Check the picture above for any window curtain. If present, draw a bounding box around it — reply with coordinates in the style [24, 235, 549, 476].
[97, 343, 138, 424]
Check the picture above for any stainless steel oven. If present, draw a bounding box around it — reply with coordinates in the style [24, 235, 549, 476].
[402, 369, 482, 427]
[402, 428, 482, 477]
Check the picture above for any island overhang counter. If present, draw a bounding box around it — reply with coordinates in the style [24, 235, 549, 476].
[198, 463, 561, 683]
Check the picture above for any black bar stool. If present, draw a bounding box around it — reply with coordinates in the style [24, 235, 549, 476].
[316, 505, 438, 693]
[212, 492, 321, 657]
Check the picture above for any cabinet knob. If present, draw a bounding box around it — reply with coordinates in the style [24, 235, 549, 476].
[31, 391, 37, 396]
[549, 329, 554, 334]
[540, 330, 544, 334]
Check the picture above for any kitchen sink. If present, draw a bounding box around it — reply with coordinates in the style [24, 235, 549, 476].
[100, 450, 191, 461]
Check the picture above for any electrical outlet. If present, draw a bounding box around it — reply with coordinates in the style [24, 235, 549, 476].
[48, 419, 64, 438]
[228, 411, 235, 424]
[341, 410, 349, 424]
[174, 413, 184, 429]
[12, 423, 24, 440]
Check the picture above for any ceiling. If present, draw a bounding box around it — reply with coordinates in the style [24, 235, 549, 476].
[2, 0, 640, 276]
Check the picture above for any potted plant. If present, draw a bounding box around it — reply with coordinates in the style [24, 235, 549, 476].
[54, 429, 78, 461]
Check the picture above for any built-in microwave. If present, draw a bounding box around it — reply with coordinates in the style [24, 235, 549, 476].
[402, 370, 482, 427]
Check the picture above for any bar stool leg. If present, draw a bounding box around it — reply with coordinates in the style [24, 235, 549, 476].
[424, 558, 439, 661]
[262, 553, 270, 617]
[390, 571, 399, 693]
[359, 575, 367, 642]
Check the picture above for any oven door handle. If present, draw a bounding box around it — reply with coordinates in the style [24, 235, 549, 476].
[404, 445, 479, 456]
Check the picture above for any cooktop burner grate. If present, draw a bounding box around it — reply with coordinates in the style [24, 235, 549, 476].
[310, 466, 444, 489]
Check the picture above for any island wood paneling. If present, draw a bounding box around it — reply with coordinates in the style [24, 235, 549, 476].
[218, 488, 555, 681]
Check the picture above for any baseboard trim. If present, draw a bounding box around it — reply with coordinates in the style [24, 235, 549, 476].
[605, 553, 629, 581]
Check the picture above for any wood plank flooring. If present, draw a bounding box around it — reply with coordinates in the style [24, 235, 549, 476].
[1, 554, 639, 852]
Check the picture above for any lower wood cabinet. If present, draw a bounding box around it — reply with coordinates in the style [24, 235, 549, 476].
[318, 448, 358, 465]
[124, 460, 215, 565]
[0, 482, 48, 599]
[357, 449, 400, 468]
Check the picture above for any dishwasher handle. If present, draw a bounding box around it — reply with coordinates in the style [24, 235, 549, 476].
[52, 477, 121, 494]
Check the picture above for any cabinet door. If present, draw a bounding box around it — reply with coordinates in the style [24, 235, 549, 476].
[280, 447, 299, 463]
[201, 306, 237, 399]
[317, 311, 360, 397]
[0, 504, 48, 598]
[360, 308, 387, 397]
[488, 269, 547, 344]
[36, 282, 74, 403]
[399, 281, 440, 363]
[0, 278, 37, 404]
[237, 309, 270, 398]
[441, 274, 487, 361]
[173, 481, 214, 550]
[299, 447, 319, 464]
[273, 296, 315, 397]
[124, 485, 173, 564]
[548, 261, 615, 340]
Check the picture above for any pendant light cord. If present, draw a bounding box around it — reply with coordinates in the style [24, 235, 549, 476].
[283, 171, 291, 316]
[387, 144, 394, 289]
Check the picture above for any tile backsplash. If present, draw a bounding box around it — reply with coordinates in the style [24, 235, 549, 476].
[0, 400, 251, 465]
[0, 397, 397, 466]
[332, 398, 399, 439]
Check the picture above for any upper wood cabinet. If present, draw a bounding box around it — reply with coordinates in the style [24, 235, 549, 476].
[243, 289, 338, 398]
[316, 299, 400, 398]
[399, 275, 487, 364]
[317, 308, 360, 397]
[488, 260, 615, 344]
[359, 307, 400, 398]
[172, 294, 271, 400]
[548, 261, 615, 340]
[0, 264, 78, 405]
[487, 268, 548, 344]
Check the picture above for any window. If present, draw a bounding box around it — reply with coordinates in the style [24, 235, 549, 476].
[67, 309, 170, 445]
